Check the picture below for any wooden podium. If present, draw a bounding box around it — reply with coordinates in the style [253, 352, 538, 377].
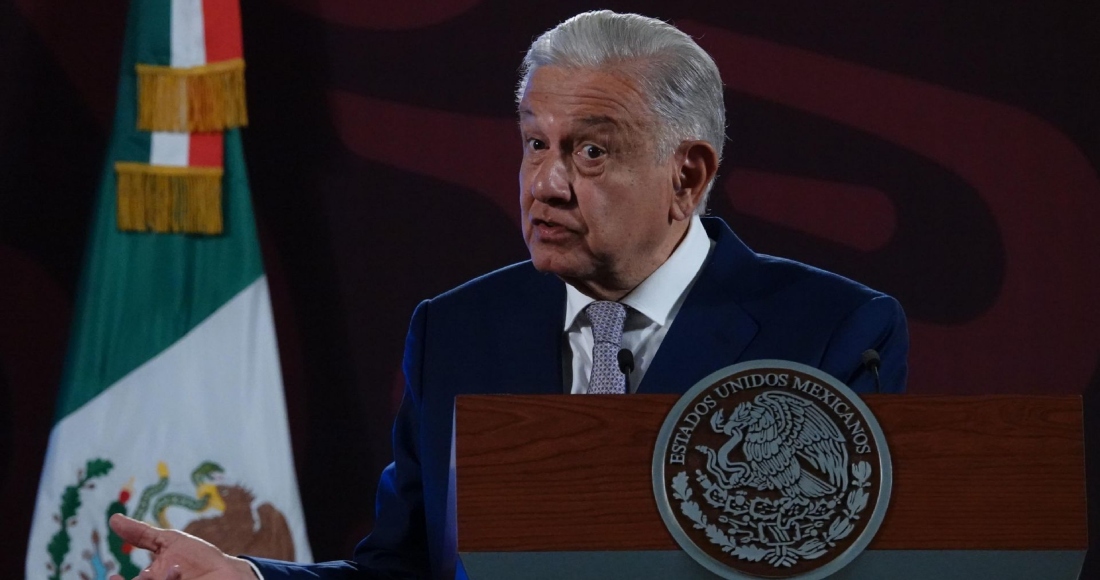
[452, 395, 1087, 579]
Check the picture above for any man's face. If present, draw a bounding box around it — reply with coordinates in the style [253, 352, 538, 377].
[518, 65, 689, 298]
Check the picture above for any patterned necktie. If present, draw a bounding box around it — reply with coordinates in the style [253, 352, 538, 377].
[586, 301, 628, 394]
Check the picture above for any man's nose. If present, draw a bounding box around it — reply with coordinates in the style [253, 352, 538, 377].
[530, 157, 571, 204]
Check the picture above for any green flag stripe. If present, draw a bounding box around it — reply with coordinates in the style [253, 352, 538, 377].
[115, 0, 154, 165]
[135, 0, 171, 67]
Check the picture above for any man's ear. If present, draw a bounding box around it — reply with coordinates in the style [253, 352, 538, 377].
[670, 140, 719, 221]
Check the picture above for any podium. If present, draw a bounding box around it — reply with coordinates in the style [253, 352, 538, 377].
[453, 395, 1087, 579]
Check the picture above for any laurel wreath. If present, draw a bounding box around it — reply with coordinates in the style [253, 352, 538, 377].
[672, 461, 872, 568]
[45, 458, 114, 580]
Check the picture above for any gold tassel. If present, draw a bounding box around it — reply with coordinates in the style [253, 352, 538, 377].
[115, 162, 224, 234]
[136, 58, 248, 132]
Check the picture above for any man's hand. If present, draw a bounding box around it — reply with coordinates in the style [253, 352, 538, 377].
[107, 514, 256, 580]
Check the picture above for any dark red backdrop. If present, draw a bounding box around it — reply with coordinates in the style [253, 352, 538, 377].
[2, 0, 1097, 574]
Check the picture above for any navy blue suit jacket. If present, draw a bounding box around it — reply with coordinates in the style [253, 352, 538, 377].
[251, 217, 908, 579]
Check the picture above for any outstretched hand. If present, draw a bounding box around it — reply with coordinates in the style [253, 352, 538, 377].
[107, 514, 256, 580]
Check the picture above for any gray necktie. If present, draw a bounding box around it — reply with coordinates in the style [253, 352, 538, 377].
[586, 301, 628, 394]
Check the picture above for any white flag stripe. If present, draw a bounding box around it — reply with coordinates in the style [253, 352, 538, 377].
[170, 0, 206, 67]
[27, 277, 312, 578]
[150, 131, 190, 166]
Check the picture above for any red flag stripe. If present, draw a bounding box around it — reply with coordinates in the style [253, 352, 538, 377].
[189, 132, 224, 167]
[202, 0, 243, 62]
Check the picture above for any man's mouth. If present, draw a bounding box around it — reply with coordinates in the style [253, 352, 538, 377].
[531, 218, 573, 241]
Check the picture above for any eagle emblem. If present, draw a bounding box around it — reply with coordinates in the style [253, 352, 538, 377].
[41, 459, 295, 580]
[653, 361, 891, 580]
[698, 391, 848, 507]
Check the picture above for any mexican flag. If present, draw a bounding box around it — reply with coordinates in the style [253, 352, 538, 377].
[25, 1, 312, 578]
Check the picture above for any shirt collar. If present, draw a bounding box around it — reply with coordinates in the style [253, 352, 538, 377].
[563, 215, 711, 330]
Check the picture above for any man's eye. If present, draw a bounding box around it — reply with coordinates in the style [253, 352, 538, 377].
[579, 144, 606, 159]
[527, 138, 547, 150]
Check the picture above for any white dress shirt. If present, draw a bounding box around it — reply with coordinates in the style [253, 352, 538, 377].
[563, 216, 714, 394]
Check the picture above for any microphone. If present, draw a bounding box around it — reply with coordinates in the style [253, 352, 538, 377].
[617, 348, 635, 376]
[861, 349, 882, 393]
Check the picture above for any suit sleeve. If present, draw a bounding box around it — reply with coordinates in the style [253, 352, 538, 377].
[248, 301, 433, 579]
[819, 294, 909, 394]
[351, 300, 432, 575]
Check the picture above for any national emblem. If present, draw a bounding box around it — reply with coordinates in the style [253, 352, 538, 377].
[653, 360, 891, 580]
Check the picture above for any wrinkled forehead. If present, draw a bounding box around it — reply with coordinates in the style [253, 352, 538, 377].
[517, 65, 660, 134]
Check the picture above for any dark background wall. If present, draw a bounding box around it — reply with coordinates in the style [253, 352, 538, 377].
[2, 0, 1097, 575]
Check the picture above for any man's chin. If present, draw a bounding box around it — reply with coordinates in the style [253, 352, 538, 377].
[529, 252, 587, 279]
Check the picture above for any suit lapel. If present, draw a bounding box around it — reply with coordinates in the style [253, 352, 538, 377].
[637, 218, 760, 394]
[498, 268, 564, 395]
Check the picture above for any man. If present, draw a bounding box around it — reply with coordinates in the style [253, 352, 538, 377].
[108, 10, 907, 580]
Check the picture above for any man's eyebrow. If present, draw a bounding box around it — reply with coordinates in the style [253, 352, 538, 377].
[575, 115, 619, 129]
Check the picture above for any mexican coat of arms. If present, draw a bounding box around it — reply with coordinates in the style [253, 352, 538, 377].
[652, 360, 892, 580]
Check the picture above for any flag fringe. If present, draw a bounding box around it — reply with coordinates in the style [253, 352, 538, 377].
[115, 162, 224, 234]
[136, 59, 248, 132]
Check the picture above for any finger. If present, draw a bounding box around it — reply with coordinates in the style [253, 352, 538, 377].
[109, 513, 167, 552]
[166, 565, 183, 580]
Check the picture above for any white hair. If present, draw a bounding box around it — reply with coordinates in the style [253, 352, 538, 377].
[517, 10, 726, 213]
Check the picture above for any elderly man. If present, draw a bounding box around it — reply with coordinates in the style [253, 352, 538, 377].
[109, 10, 907, 580]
